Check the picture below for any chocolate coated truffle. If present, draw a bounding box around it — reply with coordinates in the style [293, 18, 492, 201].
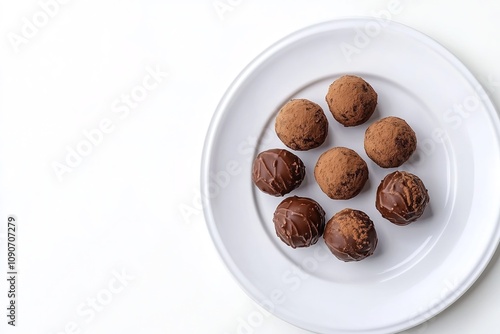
[314, 147, 368, 200]
[376, 171, 429, 226]
[364, 116, 417, 168]
[325, 75, 377, 127]
[273, 196, 326, 248]
[323, 209, 378, 262]
[275, 99, 329, 151]
[252, 149, 305, 196]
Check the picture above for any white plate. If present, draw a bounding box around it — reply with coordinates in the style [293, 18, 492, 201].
[201, 19, 500, 333]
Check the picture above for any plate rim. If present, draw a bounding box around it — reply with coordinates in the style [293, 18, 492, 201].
[201, 17, 500, 333]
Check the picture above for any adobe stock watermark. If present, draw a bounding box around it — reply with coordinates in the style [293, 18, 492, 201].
[7, 0, 72, 54]
[406, 74, 499, 169]
[49, 268, 135, 334]
[51, 65, 169, 182]
[213, 0, 243, 21]
[222, 246, 331, 334]
[340, 0, 405, 63]
[406, 277, 465, 333]
[179, 128, 274, 225]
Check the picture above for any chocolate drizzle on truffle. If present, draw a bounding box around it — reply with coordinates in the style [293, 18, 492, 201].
[376, 171, 429, 225]
[273, 196, 326, 248]
[252, 149, 306, 196]
[323, 209, 378, 262]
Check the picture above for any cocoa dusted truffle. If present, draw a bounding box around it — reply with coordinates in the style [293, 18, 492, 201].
[323, 208, 378, 262]
[314, 147, 368, 200]
[325, 75, 377, 127]
[364, 116, 417, 168]
[252, 149, 305, 196]
[376, 171, 429, 226]
[275, 99, 329, 151]
[273, 196, 326, 248]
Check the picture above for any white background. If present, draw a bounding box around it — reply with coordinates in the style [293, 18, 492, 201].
[0, 1, 499, 333]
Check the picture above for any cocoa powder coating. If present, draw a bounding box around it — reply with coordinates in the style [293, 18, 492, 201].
[275, 99, 328, 151]
[323, 208, 378, 262]
[314, 147, 368, 200]
[364, 116, 417, 168]
[325, 75, 377, 127]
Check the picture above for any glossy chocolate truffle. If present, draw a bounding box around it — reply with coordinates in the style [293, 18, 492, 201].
[376, 171, 429, 226]
[314, 147, 369, 200]
[364, 116, 417, 168]
[273, 196, 326, 248]
[252, 149, 305, 196]
[325, 75, 377, 127]
[323, 209, 378, 262]
[275, 99, 329, 151]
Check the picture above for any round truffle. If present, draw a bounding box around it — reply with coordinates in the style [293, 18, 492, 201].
[364, 116, 417, 168]
[323, 209, 378, 262]
[252, 149, 305, 196]
[314, 147, 368, 200]
[275, 99, 329, 151]
[273, 196, 326, 248]
[325, 75, 377, 127]
[376, 171, 430, 226]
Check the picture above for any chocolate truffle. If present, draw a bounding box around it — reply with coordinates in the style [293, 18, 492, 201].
[376, 171, 430, 226]
[323, 209, 378, 262]
[273, 196, 326, 248]
[252, 149, 305, 196]
[275, 99, 329, 151]
[314, 147, 368, 200]
[325, 75, 377, 127]
[364, 116, 417, 168]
